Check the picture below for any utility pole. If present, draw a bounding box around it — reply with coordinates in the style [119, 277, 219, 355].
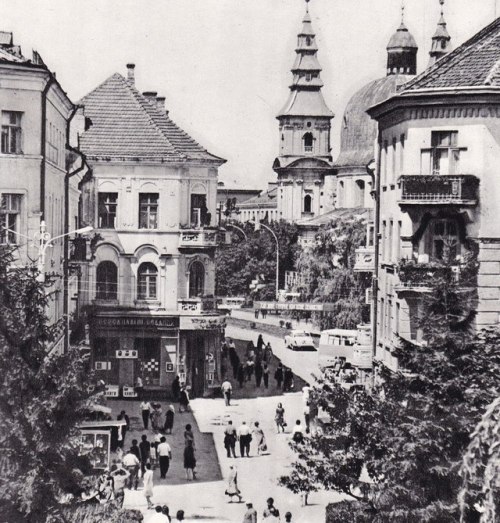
[254, 219, 280, 300]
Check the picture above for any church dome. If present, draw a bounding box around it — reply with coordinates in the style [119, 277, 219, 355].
[387, 22, 418, 50]
[335, 75, 411, 168]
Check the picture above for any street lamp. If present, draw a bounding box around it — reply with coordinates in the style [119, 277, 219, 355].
[35, 220, 93, 282]
[1, 220, 93, 282]
[225, 222, 248, 241]
[253, 219, 279, 300]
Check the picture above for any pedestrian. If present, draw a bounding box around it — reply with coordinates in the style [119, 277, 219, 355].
[109, 464, 129, 507]
[164, 404, 175, 434]
[139, 434, 151, 475]
[252, 421, 267, 455]
[172, 375, 181, 401]
[237, 363, 245, 388]
[129, 439, 141, 461]
[256, 334, 264, 351]
[179, 387, 190, 412]
[140, 399, 152, 430]
[122, 449, 140, 490]
[292, 420, 304, 443]
[221, 378, 233, 406]
[184, 439, 197, 480]
[232, 353, 241, 379]
[117, 410, 130, 448]
[225, 465, 242, 503]
[254, 360, 263, 387]
[284, 511, 293, 522]
[162, 505, 172, 522]
[254, 309, 259, 319]
[221, 340, 229, 359]
[237, 421, 252, 457]
[150, 506, 168, 522]
[264, 343, 273, 364]
[157, 436, 172, 479]
[151, 403, 163, 431]
[243, 502, 258, 523]
[274, 364, 283, 389]
[245, 357, 254, 382]
[143, 463, 154, 509]
[184, 423, 195, 449]
[174, 509, 185, 522]
[283, 367, 294, 392]
[135, 376, 144, 399]
[304, 402, 311, 434]
[262, 363, 270, 388]
[224, 420, 237, 458]
[275, 402, 286, 433]
[263, 497, 280, 521]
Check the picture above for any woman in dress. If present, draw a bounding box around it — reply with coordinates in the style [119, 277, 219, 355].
[142, 463, 154, 509]
[164, 405, 175, 434]
[225, 465, 242, 503]
[184, 423, 195, 450]
[252, 421, 268, 455]
[151, 403, 163, 431]
[183, 439, 197, 480]
[275, 402, 286, 433]
[179, 387, 190, 412]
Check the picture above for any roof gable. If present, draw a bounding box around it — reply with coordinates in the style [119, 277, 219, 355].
[402, 16, 500, 91]
[80, 73, 224, 163]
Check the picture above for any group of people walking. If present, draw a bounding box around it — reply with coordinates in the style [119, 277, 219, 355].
[223, 420, 268, 459]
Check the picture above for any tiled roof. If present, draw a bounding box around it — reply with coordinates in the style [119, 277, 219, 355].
[402, 16, 500, 91]
[237, 187, 278, 209]
[79, 73, 224, 163]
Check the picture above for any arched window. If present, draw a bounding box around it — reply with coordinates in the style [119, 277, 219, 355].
[137, 262, 157, 300]
[96, 261, 117, 300]
[355, 180, 365, 207]
[304, 194, 312, 213]
[303, 132, 313, 152]
[189, 261, 205, 298]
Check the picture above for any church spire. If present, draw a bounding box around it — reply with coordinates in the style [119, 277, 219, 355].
[428, 0, 452, 67]
[386, 0, 418, 76]
[277, 0, 333, 118]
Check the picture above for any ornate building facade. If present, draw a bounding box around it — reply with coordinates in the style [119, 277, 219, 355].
[76, 65, 226, 397]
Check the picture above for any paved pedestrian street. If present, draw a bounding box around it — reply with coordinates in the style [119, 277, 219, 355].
[124, 393, 344, 522]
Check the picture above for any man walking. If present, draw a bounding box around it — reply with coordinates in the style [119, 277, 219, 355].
[157, 436, 172, 479]
[221, 379, 233, 406]
[237, 421, 252, 457]
[243, 502, 257, 523]
[122, 449, 140, 490]
[140, 400, 151, 430]
[274, 363, 283, 389]
[224, 420, 237, 458]
[139, 434, 151, 475]
[263, 497, 280, 521]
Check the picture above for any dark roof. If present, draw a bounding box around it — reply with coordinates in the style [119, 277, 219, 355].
[402, 16, 500, 91]
[80, 73, 225, 163]
[335, 75, 411, 168]
[387, 23, 418, 50]
[237, 187, 278, 209]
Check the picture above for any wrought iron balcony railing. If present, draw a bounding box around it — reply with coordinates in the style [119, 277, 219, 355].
[399, 175, 479, 205]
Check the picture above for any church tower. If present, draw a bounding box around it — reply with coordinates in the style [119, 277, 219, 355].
[386, 3, 418, 75]
[428, 0, 452, 67]
[273, 0, 334, 223]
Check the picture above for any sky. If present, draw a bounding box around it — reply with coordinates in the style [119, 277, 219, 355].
[1, 0, 498, 188]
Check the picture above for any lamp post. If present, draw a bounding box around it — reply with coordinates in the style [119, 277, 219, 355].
[225, 222, 248, 241]
[253, 219, 279, 300]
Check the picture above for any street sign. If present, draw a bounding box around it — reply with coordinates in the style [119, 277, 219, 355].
[255, 301, 337, 312]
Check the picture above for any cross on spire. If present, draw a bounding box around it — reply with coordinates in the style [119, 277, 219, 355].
[401, 0, 405, 24]
[305, 0, 310, 14]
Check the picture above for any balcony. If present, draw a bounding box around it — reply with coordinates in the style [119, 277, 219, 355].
[354, 246, 375, 272]
[178, 297, 216, 314]
[399, 175, 479, 206]
[178, 228, 218, 249]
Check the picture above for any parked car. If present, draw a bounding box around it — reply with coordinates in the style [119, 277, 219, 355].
[284, 330, 317, 351]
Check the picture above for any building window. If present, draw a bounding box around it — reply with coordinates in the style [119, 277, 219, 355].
[137, 262, 158, 300]
[388, 220, 394, 262]
[189, 261, 205, 298]
[421, 131, 460, 175]
[303, 132, 313, 153]
[338, 181, 344, 208]
[355, 180, 365, 207]
[190, 194, 209, 227]
[0, 194, 22, 244]
[391, 137, 397, 183]
[382, 140, 388, 185]
[400, 134, 405, 174]
[303, 194, 312, 213]
[98, 193, 118, 229]
[139, 193, 158, 229]
[96, 261, 118, 300]
[425, 218, 460, 262]
[1, 111, 22, 154]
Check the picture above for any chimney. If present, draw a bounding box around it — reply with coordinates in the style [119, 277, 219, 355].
[156, 96, 166, 112]
[142, 91, 157, 104]
[126, 63, 135, 84]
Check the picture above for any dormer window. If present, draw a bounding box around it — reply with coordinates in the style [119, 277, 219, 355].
[303, 132, 313, 153]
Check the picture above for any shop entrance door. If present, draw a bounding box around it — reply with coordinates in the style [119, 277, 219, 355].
[118, 359, 135, 386]
[187, 332, 205, 398]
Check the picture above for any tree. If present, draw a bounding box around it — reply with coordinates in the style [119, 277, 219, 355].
[280, 257, 500, 522]
[295, 212, 370, 329]
[215, 220, 300, 298]
[0, 246, 100, 522]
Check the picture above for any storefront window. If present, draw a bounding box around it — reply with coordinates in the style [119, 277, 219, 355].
[135, 338, 161, 385]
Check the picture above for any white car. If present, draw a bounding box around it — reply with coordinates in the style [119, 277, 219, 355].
[284, 330, 317, 351]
